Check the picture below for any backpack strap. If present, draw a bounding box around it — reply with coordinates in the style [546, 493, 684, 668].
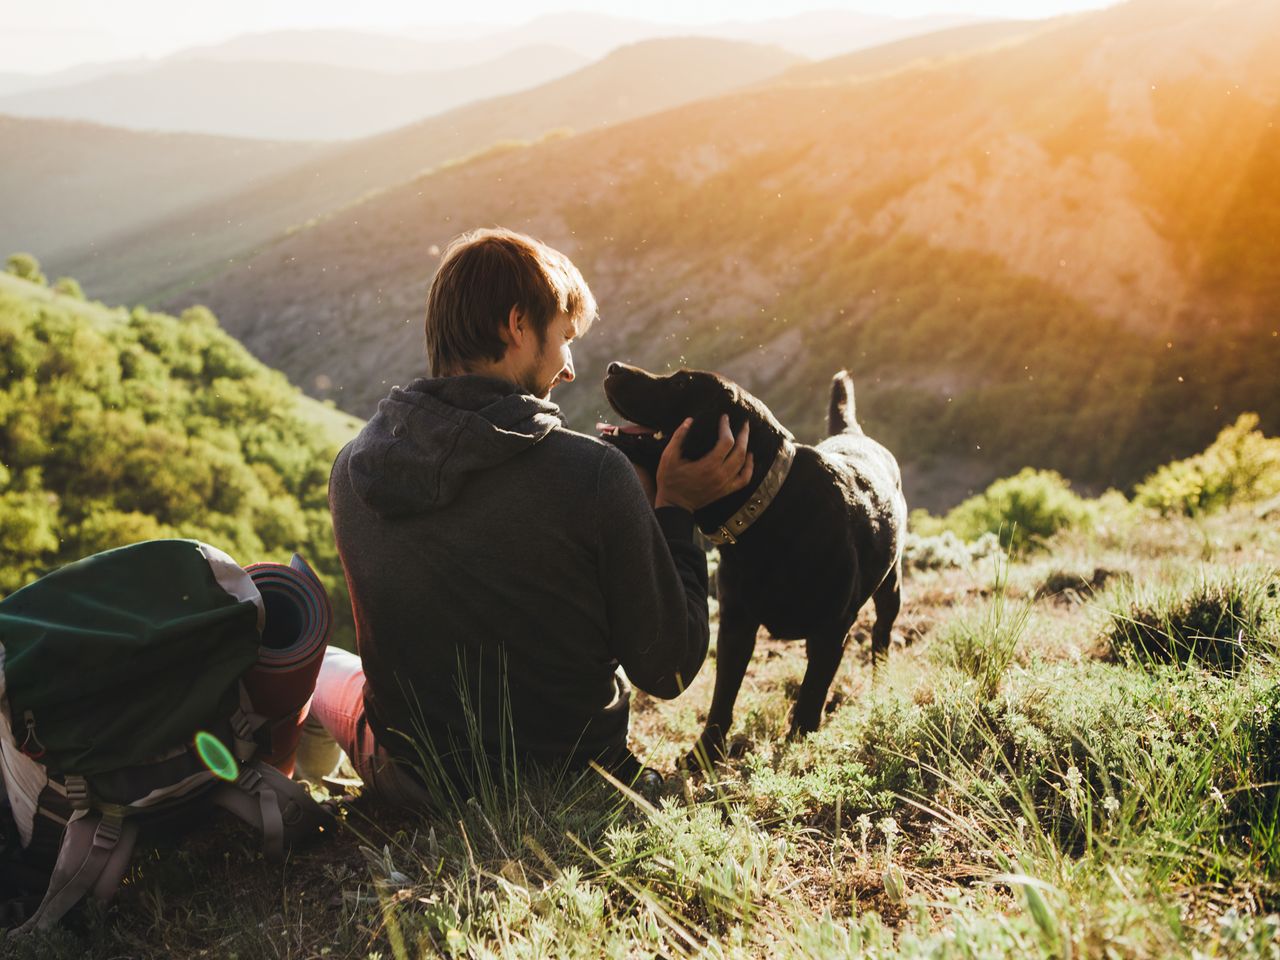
[210, 761, 328, 862]
[7, 810, 137, 937]
[229, 682, 270, 763]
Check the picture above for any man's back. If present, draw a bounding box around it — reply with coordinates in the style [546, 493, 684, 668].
[329, 375, 709, 772]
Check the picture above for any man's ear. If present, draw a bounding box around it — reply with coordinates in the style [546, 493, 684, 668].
[503, 305, 527, 348]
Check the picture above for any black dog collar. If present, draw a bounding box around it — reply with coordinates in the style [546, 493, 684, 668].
[703, 440, 796, 546]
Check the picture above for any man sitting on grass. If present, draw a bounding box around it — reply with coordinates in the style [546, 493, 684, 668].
[303, 227, 751, 803]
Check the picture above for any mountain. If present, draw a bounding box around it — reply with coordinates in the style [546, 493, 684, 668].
[773, 18, 1051, 85]
[47, 38, 804, 306]
[398, 11, 986, 61]
[0, 115, 328, 263]
[164, 0, 1280, 510]
[0, 46, 589, 140]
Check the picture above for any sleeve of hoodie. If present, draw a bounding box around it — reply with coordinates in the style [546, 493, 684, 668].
[595, 447, 709, 700]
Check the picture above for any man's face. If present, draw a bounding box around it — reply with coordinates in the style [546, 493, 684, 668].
[521, 311, 577, 400]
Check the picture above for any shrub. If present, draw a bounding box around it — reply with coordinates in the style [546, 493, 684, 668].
[52, 277, 85, 300]
[941, 468, 1093, 552]
[5, 252, 46, 286]
[1105, 569, 1280, 671]
[1134, 413, 1280, 516]
[903, 529, 1000, 571]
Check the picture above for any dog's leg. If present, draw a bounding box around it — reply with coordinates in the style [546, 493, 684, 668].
[686, 609, 759, 769]
[788, 625, 850, 738]
[871, 562, 902, 677]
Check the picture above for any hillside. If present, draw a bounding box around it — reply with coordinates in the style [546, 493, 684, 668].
[10, 446, 1280, 956]
[0, 46, 589, 141]
[0, 270, 360, 638]
[168, 0, 1280, 510]
[47, 38, 804, 306]
[0, 115, 327, 262]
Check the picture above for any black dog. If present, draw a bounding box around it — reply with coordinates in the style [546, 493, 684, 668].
[600, 362, 906, 765]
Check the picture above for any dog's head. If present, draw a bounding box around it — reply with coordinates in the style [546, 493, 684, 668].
[599, 361, 793, 482]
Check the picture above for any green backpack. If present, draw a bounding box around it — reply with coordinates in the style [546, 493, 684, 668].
[0, 539, 330, 936]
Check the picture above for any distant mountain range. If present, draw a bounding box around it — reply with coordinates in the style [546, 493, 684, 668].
[0, 11, 979, 141]
[28, 38, 804, 304]
[0, 46, 589, 141]
[146, 0, 1279, 509]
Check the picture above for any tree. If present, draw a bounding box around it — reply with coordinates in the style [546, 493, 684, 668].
[5, 253, 47, 286]
[52, 277, 85, 300]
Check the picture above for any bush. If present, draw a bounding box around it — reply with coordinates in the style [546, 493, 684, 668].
[52, 277, 85, 300]
[903, 529, 1000, 571]
[5, 252, 46, 286]
[940, 468, 1093, 552]
[1105, 569, 1280, 671]
[1134, 413, 1280, 516]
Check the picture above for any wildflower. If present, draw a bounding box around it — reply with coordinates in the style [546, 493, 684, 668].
[880, 816, 900, 860]
[1103, 795, 1120, 820]
[1064, 765, 1084, 816]
[1015, 816, 1028, 840]
[856, 813, 872, 857]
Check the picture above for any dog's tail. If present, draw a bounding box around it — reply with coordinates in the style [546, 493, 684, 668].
[828, 370, 862, 436]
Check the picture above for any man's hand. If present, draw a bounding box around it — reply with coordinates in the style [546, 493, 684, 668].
[654, 415, 753, 512]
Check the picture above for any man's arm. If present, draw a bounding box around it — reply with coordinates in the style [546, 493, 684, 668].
[596, 449, 710, 699]
[596, 415, 753, 699]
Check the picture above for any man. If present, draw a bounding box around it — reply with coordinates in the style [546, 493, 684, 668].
[304, 228, 751, 803]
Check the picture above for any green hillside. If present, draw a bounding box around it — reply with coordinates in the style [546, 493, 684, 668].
[0, 269, 361, 640]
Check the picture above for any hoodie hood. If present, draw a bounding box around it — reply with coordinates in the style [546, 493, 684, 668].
[346, 375, 563, 518]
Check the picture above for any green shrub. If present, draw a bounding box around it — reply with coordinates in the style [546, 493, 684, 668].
[1134, 412, 1280, 516]
[52, 277, 85, 300]
[1105, 568, 1280, 671]
[940, 468, 1094, 552]
[5, 252, 46, 286]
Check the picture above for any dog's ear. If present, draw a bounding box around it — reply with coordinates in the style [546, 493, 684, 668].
[680, 409, 750, 461]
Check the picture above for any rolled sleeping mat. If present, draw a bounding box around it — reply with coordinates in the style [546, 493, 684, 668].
[242, 554, 332, 775]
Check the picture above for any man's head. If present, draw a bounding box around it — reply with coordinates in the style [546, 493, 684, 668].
[425, 228, 597, 398]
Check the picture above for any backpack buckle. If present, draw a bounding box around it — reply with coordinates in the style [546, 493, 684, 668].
[237, 767, 263, 792]
[65, 775, 91, 811]
[93, 813, 123, 848]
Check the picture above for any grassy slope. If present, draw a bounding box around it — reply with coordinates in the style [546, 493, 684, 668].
[13, 504, 1279, 958]
[0, 272, 362, 447]
[51, 38, 804, 307]
[162, 0, 1280, 510]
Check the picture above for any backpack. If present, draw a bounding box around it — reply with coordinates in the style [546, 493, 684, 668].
[0, 539, 333, 936]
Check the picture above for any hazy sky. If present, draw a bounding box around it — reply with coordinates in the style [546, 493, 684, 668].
[4, 0, 1118, 74]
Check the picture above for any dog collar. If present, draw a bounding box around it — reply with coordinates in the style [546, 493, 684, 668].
[703, 440, 796, 547]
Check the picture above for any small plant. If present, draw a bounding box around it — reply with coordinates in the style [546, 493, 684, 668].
[1035, 566, 1129, 601]
[903, 529, 1000, 571]
[1105, 569, 1280, 671]
[931, 558, 1033, 699]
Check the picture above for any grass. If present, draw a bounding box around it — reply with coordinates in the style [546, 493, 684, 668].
[9, 504, 1280, 958]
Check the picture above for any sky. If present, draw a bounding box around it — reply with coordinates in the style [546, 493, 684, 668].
[2, 0, 1119, 74]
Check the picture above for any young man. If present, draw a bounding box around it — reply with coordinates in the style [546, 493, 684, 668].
[305, 228, 751, 803]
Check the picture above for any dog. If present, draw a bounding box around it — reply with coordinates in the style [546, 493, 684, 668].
[599, 362, 907, 766]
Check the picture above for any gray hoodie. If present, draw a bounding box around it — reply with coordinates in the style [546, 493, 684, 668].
[329, 375, 709, 773]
